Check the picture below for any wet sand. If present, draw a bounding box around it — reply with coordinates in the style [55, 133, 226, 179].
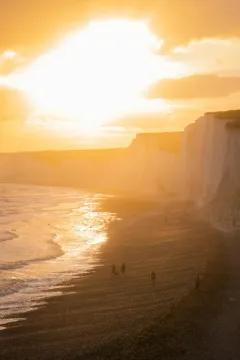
[0, 198, 227, 359]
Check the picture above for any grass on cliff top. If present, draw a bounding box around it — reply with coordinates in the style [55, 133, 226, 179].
[226, 120, 240, 130]
[205, 109, 240, 130]
[205, 109, 240, 120]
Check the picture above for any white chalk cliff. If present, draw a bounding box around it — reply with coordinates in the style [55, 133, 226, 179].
[124, 132, 180, 195]
[0, 132, 181, 196]
[181, 110, 240, 228]
[1, 109, 240, 230]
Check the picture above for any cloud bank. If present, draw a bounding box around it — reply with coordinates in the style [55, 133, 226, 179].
[0, 0, 240, 51]
[148, 75, 240, 100]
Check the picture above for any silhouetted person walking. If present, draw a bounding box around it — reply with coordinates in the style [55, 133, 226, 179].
[121, 263, 126, 274]
[195, 274, 200, 290]
[151, 271, 156, 282]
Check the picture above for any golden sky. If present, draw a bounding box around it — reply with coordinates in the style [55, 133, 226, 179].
[0, 0, 240, 151]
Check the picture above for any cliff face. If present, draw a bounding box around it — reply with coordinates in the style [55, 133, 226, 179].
[182, 110, 240, 228]
[126, 132, 181, 194]
[0, 133, 181, 196]
[0, 149, 126, 189]
[1, 110, 240, 229]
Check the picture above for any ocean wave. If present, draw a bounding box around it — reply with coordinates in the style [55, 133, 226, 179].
[0, 183, 107, 329]
[0, 245, 64, 272]
[0, 279, 26, 297]
[0, 231, 17, 242]
[0, 260, 29, 271]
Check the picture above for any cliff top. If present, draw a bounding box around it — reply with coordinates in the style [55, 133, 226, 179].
[225, 121, 240, 130]
[205, 109, 240, 119]
[131, 132, 182, 153]
[0, 148, 126, 166]
[205, 109, 240, 130]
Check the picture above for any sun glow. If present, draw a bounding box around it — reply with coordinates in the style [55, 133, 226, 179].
[1, 19, 186, 132]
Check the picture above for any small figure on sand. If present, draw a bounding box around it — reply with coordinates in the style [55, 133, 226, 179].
[195, 274, 200, 290]
[111, 264, 119, 275]
[151, 271, 156, 282]
[120, 263, 126, 274]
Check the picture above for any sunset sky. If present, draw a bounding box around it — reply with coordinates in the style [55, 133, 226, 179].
[0, 0, 240, 152]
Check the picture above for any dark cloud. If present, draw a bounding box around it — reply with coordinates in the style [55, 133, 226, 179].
[0, 0, 239, 52]
[147, 75, 240, 100]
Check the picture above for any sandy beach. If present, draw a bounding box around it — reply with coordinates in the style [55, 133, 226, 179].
[0, 197, 229, 359]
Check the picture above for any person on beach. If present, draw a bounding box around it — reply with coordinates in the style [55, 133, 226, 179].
[111, 264, 119, 275]
[121, 263, 126, 274]
[151, 271, 156, 282]
[195, 274, 200, 290]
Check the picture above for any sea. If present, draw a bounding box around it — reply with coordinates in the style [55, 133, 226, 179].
[0, 183, 116, 329]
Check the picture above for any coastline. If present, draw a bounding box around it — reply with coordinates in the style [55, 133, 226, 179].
[0, 197, 230, 359]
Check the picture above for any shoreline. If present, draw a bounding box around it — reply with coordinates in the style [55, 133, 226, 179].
[0, 181, 180, 201]
[0, 236, 226, 359]
[0, 197, 230, 359]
